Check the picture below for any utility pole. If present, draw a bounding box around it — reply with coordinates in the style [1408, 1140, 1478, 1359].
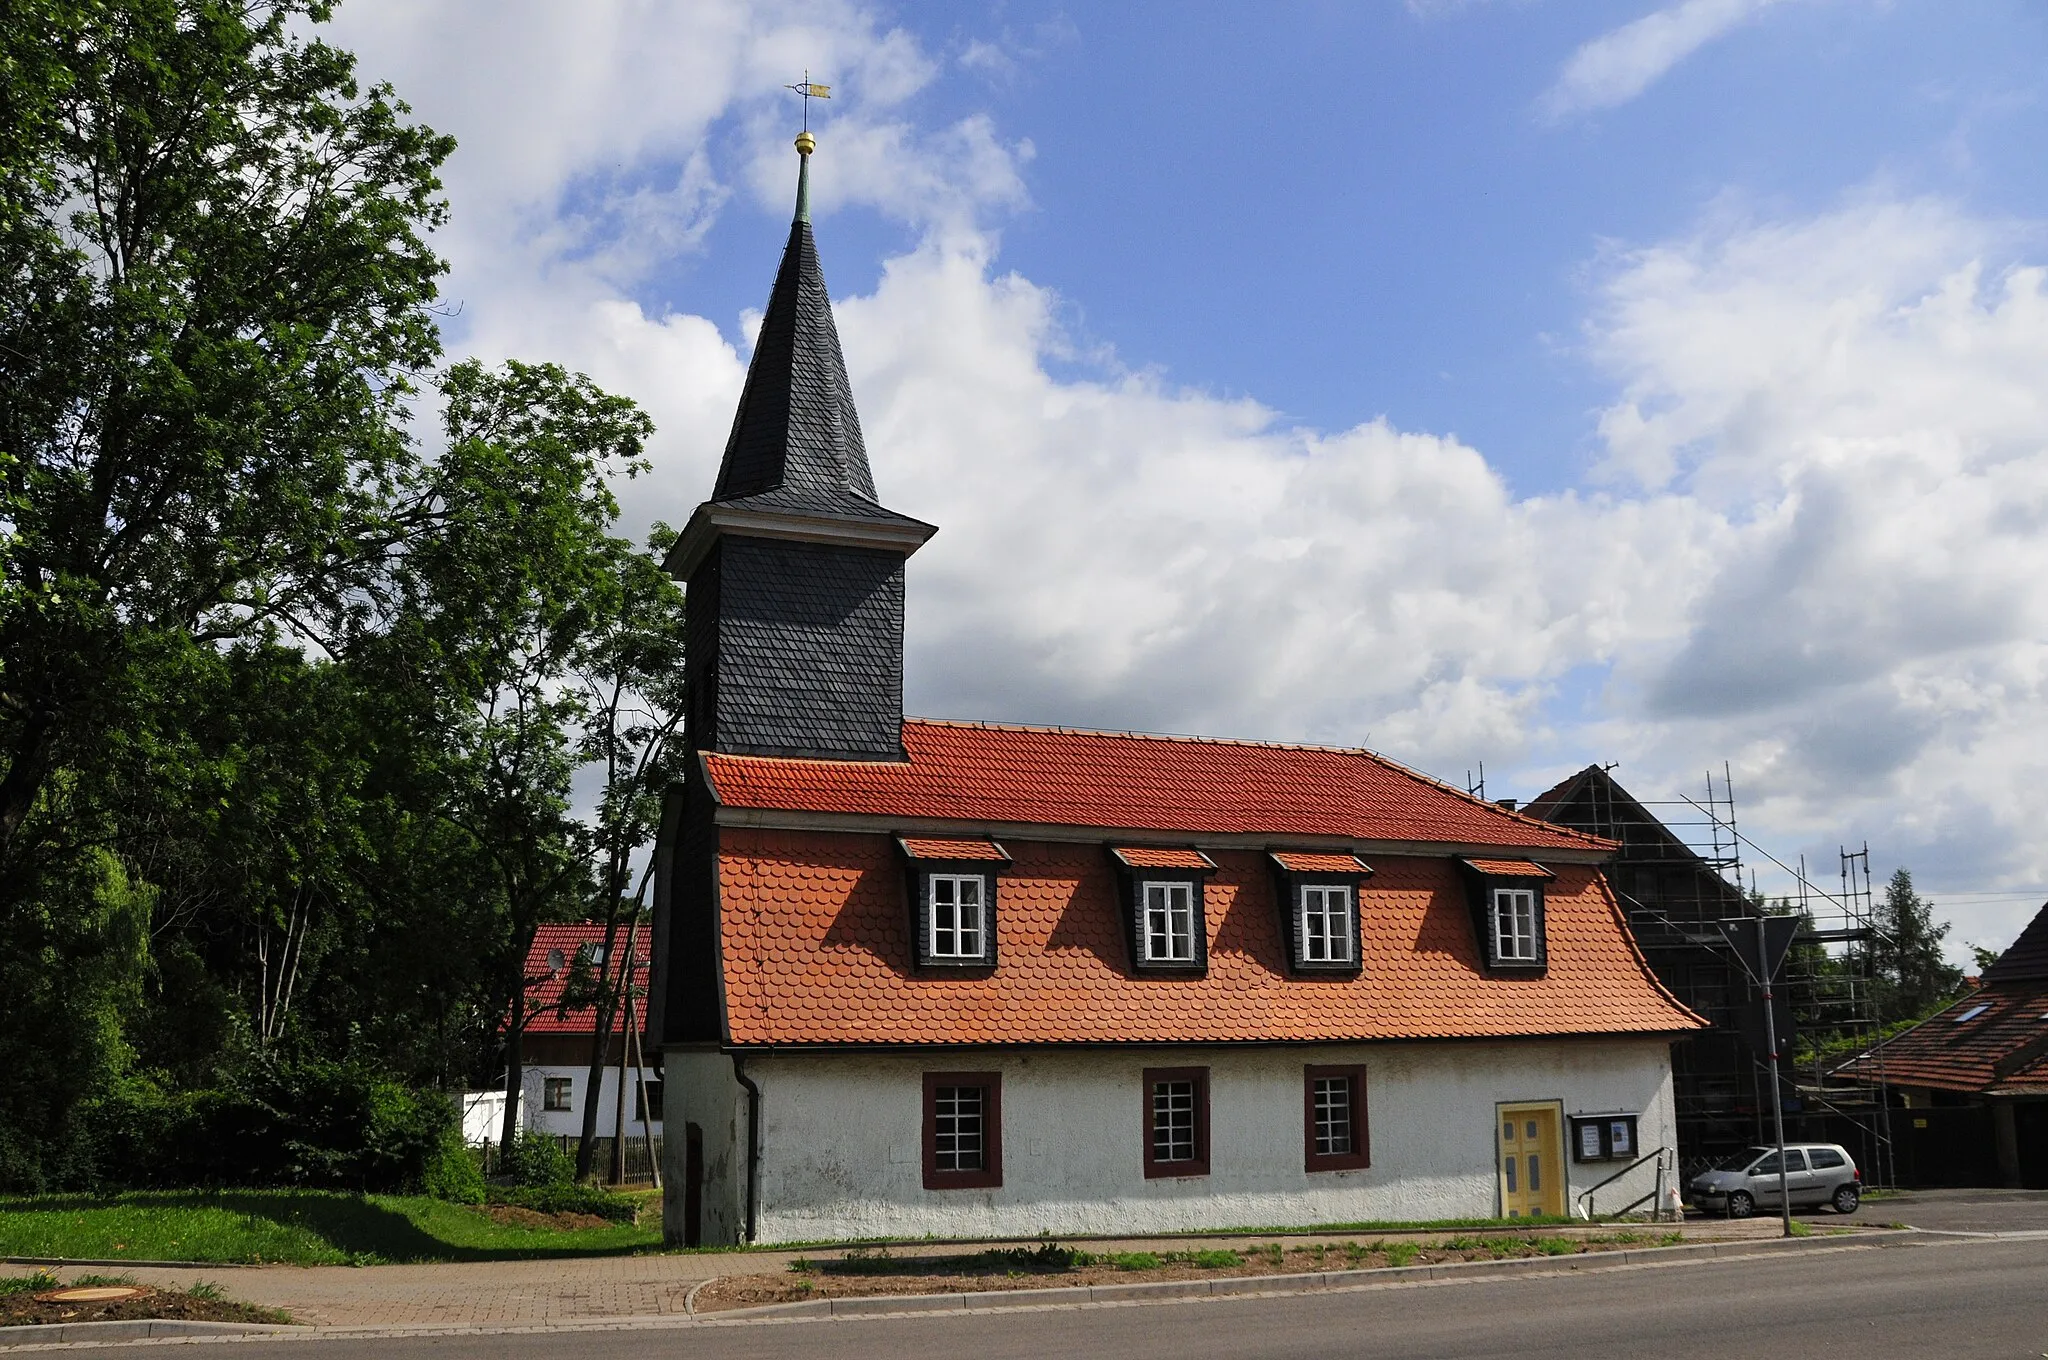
[1720, 911, 1800, 1239]
[1759, 914, 1792, 1239]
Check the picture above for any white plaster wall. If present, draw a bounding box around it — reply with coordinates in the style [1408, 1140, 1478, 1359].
[518, 1064, 662, 1138]
[660, 1046, 750, 1246]
[738, 1039, 1675, 1245]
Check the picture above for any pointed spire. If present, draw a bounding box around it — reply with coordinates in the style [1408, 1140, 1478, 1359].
[708, 132, 889, 514]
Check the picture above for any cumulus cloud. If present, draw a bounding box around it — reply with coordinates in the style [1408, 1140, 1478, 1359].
[329, 3, 2048, 957]
[1541, 0, 1785, 118]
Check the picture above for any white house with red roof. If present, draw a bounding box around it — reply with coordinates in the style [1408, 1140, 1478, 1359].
[645, 133, 1702, 1246]
[514, 923, 661, 1147]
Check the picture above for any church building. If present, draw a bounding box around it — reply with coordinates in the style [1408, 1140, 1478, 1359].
[647, 131, 1702, 1246]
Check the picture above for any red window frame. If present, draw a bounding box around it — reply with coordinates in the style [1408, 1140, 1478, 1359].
[1303, 1064, 1371, 1172]
[922, 1071, 1002, 1190]
[1142, 1066, 1211, 1178]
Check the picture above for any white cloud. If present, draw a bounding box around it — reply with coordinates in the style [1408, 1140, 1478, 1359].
[1542, 0, 1785, 119]
[330, 3, 2048, 960]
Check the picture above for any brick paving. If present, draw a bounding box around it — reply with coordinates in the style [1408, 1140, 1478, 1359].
[34, 1219, 1805, 1330]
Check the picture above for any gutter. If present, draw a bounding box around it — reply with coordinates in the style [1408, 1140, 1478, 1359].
[732, 1053, 762, 1243]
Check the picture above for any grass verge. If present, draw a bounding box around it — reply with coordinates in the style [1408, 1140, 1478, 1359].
[0, 1189, 664, 1266]
[1, 1270, 293, 1328]
[703, 1230, 1690, 1313]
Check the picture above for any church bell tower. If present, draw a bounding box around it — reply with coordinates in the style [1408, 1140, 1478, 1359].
[661, 130, 935, 761]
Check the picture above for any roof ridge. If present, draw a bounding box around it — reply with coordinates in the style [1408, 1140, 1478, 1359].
[901, 715, 1371, 755]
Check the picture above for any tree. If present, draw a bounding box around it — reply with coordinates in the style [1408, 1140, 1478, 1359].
[1869, 868, 1964, 1024]
[565, 538, 687, 1181]
[0, 0, 451, 880]
[382, 359, 656, 1161]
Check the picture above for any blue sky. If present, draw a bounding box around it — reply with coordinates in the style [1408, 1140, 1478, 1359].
[333, 0, 2048, 958]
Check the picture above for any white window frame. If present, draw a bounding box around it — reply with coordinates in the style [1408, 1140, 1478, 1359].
[927, 873, 987, 960]
[1492, 887, 1539, 963]
[1142, 880, 1196, 963]
[1298, 884, 1354, 964]
[1152, 1080, 1198, 1163]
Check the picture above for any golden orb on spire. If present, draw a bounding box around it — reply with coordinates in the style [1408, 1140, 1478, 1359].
[794, 129, 816, 155]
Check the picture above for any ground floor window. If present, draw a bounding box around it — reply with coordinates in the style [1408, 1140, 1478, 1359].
[1303, 1064, 1370, 1171]
[542, 1076, 573, 1112]
[923, 1072, 1002, 1189]
[1143, 1067, 1211, 1177]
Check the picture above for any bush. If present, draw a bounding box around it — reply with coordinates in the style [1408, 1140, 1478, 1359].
[486, 1182, 638, 1223]
[502, 1129, 575, 1188]
[420, 1124, 485, 1204]
[83, 1053, 461, 1194]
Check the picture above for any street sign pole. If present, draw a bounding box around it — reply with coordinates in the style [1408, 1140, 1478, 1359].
[1758, 915, 1792, 1239]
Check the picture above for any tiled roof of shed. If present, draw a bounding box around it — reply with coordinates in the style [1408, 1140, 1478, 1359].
[1270, 851, 1374, 874]
[897, 836, 1010, 862]
[704, 720, 1612, 850]
[716, 832, 1700, 1046]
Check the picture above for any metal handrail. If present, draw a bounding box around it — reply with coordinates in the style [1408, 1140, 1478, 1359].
[1577, 1145, 1674, 1221]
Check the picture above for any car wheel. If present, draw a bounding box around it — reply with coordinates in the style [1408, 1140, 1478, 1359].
[1726, 1190, 1755, 1219]
[1831, 1184, 1860, 1215]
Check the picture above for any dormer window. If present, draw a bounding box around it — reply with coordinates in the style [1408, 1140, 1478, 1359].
[1268, 852, 1373, 975]
[1109, 847, 1218, 973]
[1459, 858, 1555, 973]
[928, 874, 985, 959]
[897, 837, 1012, 970]
[1493, 887, 1539, 962]
[1143, 881, 1197, 963]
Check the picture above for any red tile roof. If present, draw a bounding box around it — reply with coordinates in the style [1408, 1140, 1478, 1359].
[897, 836, 1010, 862]
[1837, 981, 2048, 1096]
[703, 720, 1613, 851]
[523, 923, 650, 1035]
[1110, 846, 1218, 870]
[716, 830, 1700, 1046]
[1270, 851, 1373, 874]
[1463, 858, 1556, 879]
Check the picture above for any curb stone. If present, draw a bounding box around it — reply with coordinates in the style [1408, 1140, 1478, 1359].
[706, 1231, 1901, 1322]
[0, 1321, 297, 1347]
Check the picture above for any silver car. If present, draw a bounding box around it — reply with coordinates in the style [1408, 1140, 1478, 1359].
[1687, 1143, 1861, 1217]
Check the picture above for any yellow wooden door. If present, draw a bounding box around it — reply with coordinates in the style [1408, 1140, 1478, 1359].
[1498, 1104, 1564, 1218]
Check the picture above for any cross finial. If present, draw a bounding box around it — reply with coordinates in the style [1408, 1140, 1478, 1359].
[785, 70, 831, 133]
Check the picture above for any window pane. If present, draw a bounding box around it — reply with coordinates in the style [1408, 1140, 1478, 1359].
[930, 876, 986, 959]
[1153, 1080, 1197, 1162]
[1145, 882, 1195, 961]
[1313, 1075, 1352, 1156]
[933, 1086, 984, 1172]
[1504, 1156, 1516, 1192]
[1528, 1153, 1540, 1193]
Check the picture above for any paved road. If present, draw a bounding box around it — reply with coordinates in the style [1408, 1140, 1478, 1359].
[1857, 1187, 2048, 1234]
[141, 1236, 2044, 1360]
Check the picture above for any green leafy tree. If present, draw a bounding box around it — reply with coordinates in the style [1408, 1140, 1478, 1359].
[0, 0, 450, 879]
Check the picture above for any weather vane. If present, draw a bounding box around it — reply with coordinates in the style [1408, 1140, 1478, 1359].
[786, 71, 831, 131]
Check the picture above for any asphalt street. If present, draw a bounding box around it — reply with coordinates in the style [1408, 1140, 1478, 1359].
[128, 1233, 2043, 1360]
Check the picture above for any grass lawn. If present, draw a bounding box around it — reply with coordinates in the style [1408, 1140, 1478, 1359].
[0, 1189, 665, 1266]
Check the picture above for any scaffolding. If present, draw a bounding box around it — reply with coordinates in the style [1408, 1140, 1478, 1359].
[1524, 765, 1895, 1186]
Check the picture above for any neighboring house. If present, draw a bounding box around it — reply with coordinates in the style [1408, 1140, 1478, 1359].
[1837, 902, 2048, 1188]
[645, 133, 1704, 1248]
[518, 923, 662, 1144]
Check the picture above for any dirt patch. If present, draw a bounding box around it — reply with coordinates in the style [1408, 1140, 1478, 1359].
[478, 1204, 615, 1232]
[2, 1283, 289, 1329]
[693, 1232, 1687, 1313]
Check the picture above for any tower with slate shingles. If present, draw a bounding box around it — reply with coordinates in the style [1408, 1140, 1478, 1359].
[652, 131, 933, 1048]
[661, 129, 935, 763]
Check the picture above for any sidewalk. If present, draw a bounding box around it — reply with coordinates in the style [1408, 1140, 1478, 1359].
[35, 1219, 1807, 1330]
